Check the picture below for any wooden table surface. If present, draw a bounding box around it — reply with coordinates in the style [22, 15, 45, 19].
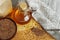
[11, 18, 56, 40]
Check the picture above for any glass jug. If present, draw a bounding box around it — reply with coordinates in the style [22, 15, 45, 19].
[11, 0, 32, 24]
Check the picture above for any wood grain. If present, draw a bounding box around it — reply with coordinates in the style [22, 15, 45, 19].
[11, 18, 56, 40]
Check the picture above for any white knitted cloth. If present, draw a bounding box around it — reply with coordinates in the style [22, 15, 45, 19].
[27, 0, 58, 29]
